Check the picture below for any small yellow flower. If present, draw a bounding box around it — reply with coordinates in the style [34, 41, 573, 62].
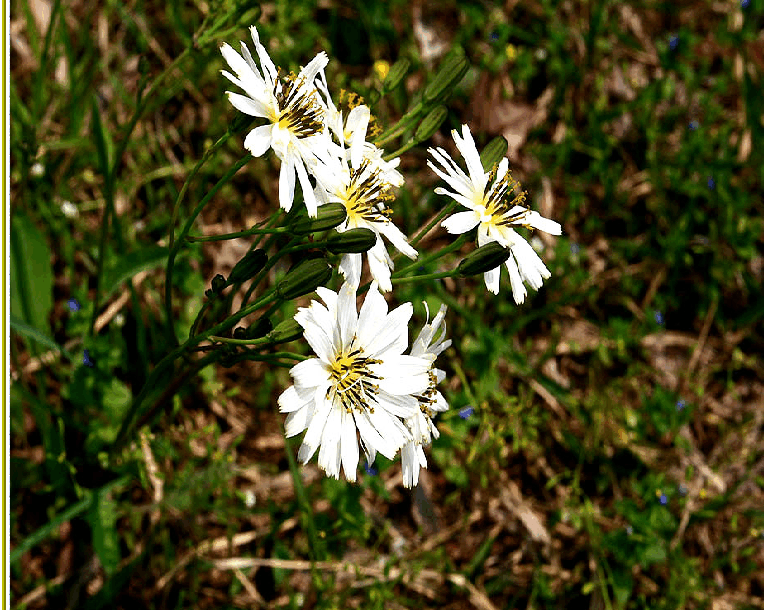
[505, 44, 517, 62]
[374, 59, 390, 81]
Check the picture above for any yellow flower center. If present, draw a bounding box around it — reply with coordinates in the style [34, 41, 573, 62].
[329, 349, 382, 413]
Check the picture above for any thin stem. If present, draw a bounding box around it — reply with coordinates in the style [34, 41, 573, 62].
[394, 233, 470, 278]
[382, 137, 417, 162]
[186, 225, 289, 243]
[209, 335, 271, 346]
[391, 270, 454, 284]
[409, 201, 457, 248]
[165, 154, 252, 343]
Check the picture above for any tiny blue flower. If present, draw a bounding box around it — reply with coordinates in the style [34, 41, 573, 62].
[741, 0, 750, 8]
[659, 493, 668, 505]
[364, 461, 378, 476]
[654, 310, 664, 325]
[489, 31, 499, 41]
[676, 399, 686, 411]
[678, 484, 688, 496]
[669, 35, 679, 50]
[688, 120, 699, 130]
[707, 177, 716, 190]
[626, 525, 633, 536]
[83, 349, 94, 368]
[459, 406, 474, 419]
[67, 298, 81, 312]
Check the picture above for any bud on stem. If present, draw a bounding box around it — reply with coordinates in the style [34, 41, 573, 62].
[228, 249, 267, 285]
[277, 258, 332, 300]
[423, 53, 469, 104]
[479, 136, 509, 172]
[326, 228, 377, 254]
[267, 319, 303, 344]
[382, 58, 411, 93]
[415, 106, 448, 143]
[457, 242, 511, 277]
[291, 202, 347, 235]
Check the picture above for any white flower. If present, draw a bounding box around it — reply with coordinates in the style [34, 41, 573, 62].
[278, 281, 433, 482]
[401, 304, 451, 488]
[428, 124, 562, 303]
[312, 153, 416, 292]
[221, 26, 333, 216]
[314, 74, 404, 187]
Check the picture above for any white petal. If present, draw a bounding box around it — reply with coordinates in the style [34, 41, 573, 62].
[375, 355, 431, 396]
[290, 358, 328, 391]
[375, 391, 418, 418]
[226, 92, 271, 119]
[295, 157, 318, 217]
[505, 256, 526, 304]
[278, 156, 297, 212]
[249, 26, 278, 86]
[401, 442, 419, 488]
[356, 282, 388, 347]
[339, 253, 362, 289]
[364, 302, 412, 357]
[453, 124, 487, 194]
[278, 385, 310, 413]
[483, 266, 500, 295]
[298, 387, 333, 463]
[284, 404, 312, 437]
[441, 210, 481, 235]
[336, 281, 358, 350]
[525, 210, 562, 235]
[243, 124, 274, 157]
[340, 410, 360, 482]
[317, 406, 342, 479]
[367, 239, 393, 293]
[378, 221, 417, 260]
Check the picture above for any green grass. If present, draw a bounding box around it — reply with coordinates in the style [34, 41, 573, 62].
[9, 0, 764, 608]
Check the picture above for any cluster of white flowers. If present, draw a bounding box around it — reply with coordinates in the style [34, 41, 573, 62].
[221, 26, 561, 487]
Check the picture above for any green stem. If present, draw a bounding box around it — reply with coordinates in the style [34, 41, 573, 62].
[391, 270, 454, 284]
[186, 225, 289, 242]
[165, 154, 252, 343]
[382, 137, 417, 162]
[394, 233, 470, 278]
[373, 102, 423, 146]
[409, 201, 458, 248]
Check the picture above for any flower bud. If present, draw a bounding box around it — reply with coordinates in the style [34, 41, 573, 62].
[423, 53, 469, 104]
[415, 105, 448, 143]
[234, 316, 273, 340]
[209, 273, 227, 295]
[291, 202, 347, 235]
[267, 318, 303, 344]
[479, 136, 509, 172]
[326, 228, 377, 254]
[277, 258, 332, 300]
[228, 249, 267, 285]
[457, 242, 510, 277]
[382, 58, 411, 93]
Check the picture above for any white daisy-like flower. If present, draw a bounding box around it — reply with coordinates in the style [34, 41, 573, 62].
[401, 304, 451, 488]
[278, 281, 433, 482]
[315, 74, 404, 187]
[220, 25, 333, 216]
[313, 152, 417, 292]
[428, 124, 562, 303]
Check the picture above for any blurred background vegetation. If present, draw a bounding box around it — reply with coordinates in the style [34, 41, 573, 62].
[9, 0, 764, 608]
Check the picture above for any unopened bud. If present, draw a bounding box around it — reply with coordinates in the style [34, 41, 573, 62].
[277, 258, 332, 300]
[326, 228, 377, 254]
[228, 249, 267, 285]
[267, 318, 304, 344]
[210, 274, 227, 294]
[423, 53, 469, 104]
[457, 242, 510, 277]
[382, 58, 411, 93]
[291, 202, 347, 235]
[479, 136, 509, 172]
[415, 106, 448, 143]
[234, 316, 273, 340]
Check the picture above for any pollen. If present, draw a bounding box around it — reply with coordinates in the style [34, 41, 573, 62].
[330, 348, 382, 413]
[481, 163, 529, 228]
[341, 161, 395, 224]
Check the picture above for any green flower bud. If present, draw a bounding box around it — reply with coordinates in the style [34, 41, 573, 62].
[423, 53, 469, 104]
[382, 58, 411, 93]
[457, 242, 510, 277]
[479, 136, 509, 172]
[291, 202, 347, 235]
[267, 318, 304, 344]
[234, 316, 273, 340]
[326, 228, 377, 254]
[277, 258, 332, 300]
[228, 249, 267, 285]
[210, 273, 227, 294]
[415, 105, 448, 143]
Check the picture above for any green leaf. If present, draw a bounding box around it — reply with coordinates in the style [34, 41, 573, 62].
[102, 246, 168, 298]
[91, 97, 112, 183]
[10, 211, 53, 335]
[10, 314, 73, 359]
[89, 487, 121, 576]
